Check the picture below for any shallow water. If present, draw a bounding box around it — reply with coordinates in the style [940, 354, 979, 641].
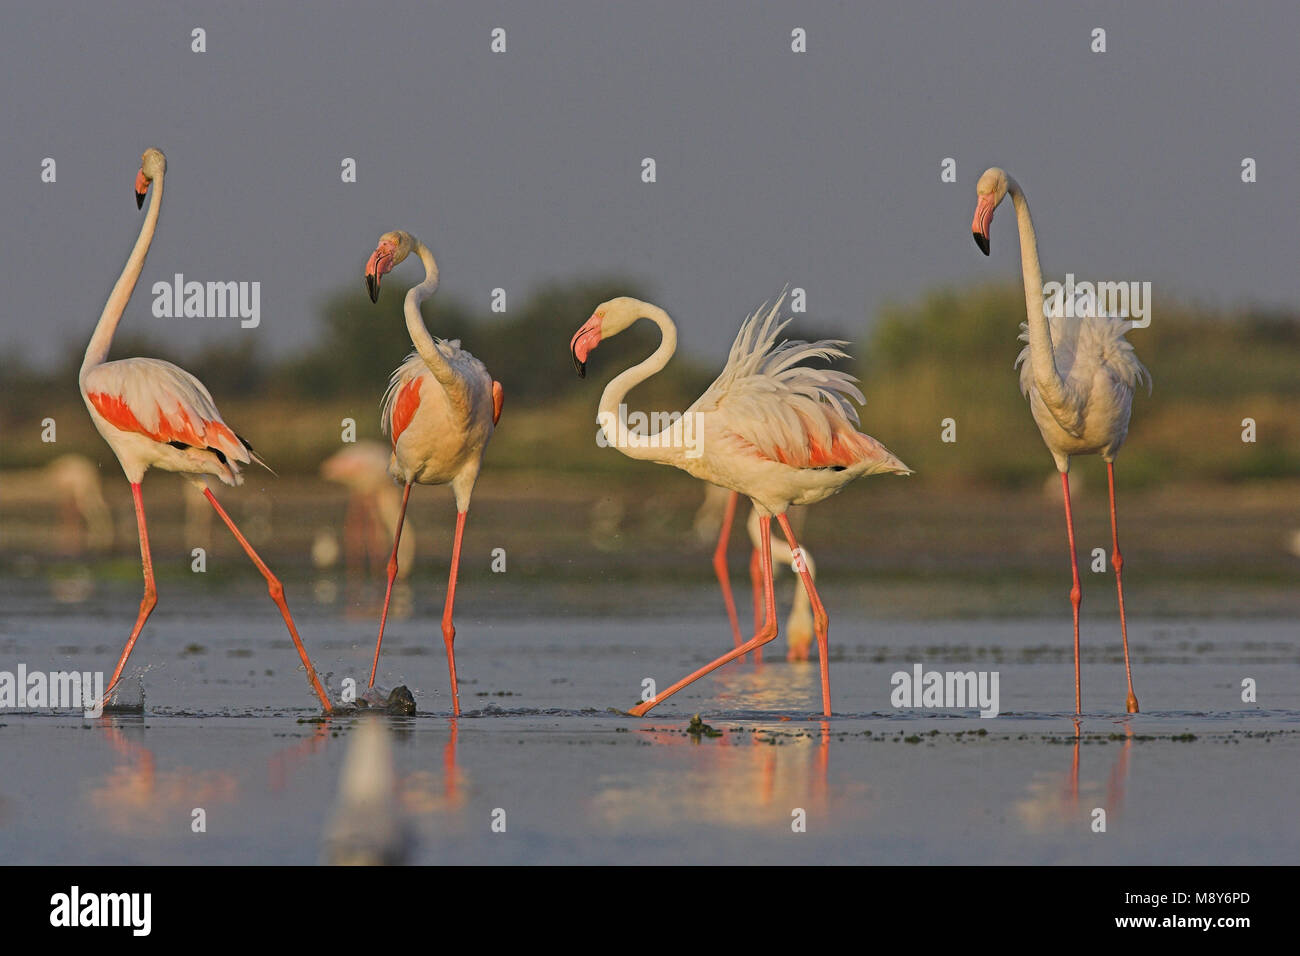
[1, 584, 1297, 864]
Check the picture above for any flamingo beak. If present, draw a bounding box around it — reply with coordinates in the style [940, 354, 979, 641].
[972, 194, 995, 256]
[365, 242, 397, 303]
[135, 169, 149, 210]
[570, 316, 602, 378]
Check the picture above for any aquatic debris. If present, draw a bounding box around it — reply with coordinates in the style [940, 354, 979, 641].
[686, 714, 722, 739]
[355, 684, 416, 716]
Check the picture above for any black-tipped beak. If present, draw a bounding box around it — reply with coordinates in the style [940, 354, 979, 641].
[973, 232, 990, 256]
[572, 350, 586, 378]
[366, 274, 380, 303]
[136, 190, 146, 210]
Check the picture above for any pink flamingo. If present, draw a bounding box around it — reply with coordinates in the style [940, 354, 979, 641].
[79, 148, 331, 711]
[972, 166, 1148, 713]
[363, 230, 503, 715]
[571, 293, 910, 716]
[321, 441, 416, 581]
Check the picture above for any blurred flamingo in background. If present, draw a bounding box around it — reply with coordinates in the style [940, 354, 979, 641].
[972, 166, 1148, 714]
[571, 292, 909, 716]
[695, 485, 816, 661]
[321, 441, 415, 582]
[45, 454, 114, 553]
[363, 230, 503, 715]
[78, 148, 332, 712]
[0, 454, 115, 556]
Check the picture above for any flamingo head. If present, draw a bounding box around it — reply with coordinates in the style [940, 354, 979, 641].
[972, 166, 1010, 256]
[136, 148, 166, 210]
[365, 230, 415, 302]
[570, 297, 647, 378]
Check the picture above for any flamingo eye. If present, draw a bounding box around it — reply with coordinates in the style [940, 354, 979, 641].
[596, 311, 605, 319]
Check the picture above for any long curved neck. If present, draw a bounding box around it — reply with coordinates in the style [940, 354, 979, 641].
[1009, 179, 1070, 409]
[598, 305, 686, 464]
[403, 239, 458, 387]
[82, 170, 164, 379]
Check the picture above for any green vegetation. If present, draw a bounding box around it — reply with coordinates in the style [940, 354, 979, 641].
[858, 285, 1300, 487]
[3, 278, 1296, 488]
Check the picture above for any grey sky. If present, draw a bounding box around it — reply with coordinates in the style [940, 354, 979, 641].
[5, 0, 1297, 370]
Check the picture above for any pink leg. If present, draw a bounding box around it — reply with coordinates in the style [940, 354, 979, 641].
[203, 489, 332, 713]
[776, 515, 831, 717]
[747, 545, 763, 665]
[712, 491, 744, 651]
[629, 516, 778, 717]
[368, 482, 412, 687]
[104, 482, 158, 702]
[442, 511, 468, 716]
[1107, 462, 1140, 713]
[1061, 472, 1082, 715]
[445, 718, 460, 803]
[1066, 717, 1081, 812]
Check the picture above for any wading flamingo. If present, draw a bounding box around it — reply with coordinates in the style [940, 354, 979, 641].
[697, 486, 816, 661]
[972, 166, 1149, 714]
[321, 441, 415, 581]
[363, 230, 503, 715]
[80, 148, 332, 711]
[571, 293, 910, 716]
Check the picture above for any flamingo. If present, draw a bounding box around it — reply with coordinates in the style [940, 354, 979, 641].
[362, 230, 504, 715]
[321, 441, 415, 581]
[972, 166, 1149, 714]
[570, 293, 910, 716]
[697, 486, 816, 662]
[80, 148, 332, 711]
[45, 454, 115, 553]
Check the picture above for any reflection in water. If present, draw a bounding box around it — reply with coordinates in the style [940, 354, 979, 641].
[1013, 719, 1133, 833]
[1106, 722, 1134, 823]
[706, 657, 823, 714]
[327, 718, 470, 864]
[593, 719, 838, 831]
[86, 719, 237, 834]
[398, 719, 466, 814]
[268, 721, 330, 792]
[323, 717, 409, 865]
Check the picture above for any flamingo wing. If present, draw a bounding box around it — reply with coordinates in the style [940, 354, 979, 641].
[692, 296, 893, 470]
[1015, 306, 1151, 417]
[381, 345, 497, 445]
[380, 352, 428, 446]
[84, 358, 251, 464]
